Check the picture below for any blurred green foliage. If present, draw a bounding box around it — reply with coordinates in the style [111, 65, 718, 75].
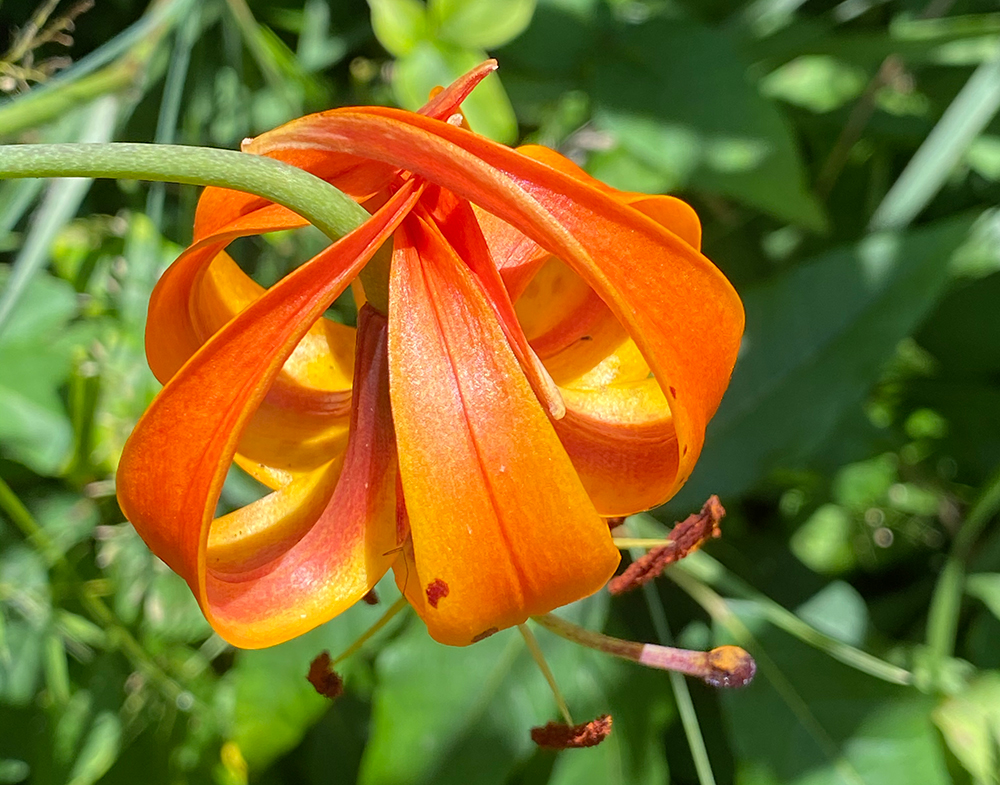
[2, 0, 1000, 783]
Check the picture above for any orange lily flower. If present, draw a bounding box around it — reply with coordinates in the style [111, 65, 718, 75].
[116, 62, 744, 649]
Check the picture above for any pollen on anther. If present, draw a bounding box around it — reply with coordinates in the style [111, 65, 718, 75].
[426, 578, 450, 608]
[531, 715, 613, 749]
[306, 651, 344, 700]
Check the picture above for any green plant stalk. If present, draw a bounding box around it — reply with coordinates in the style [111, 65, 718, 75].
[675, 552, 912, 685]
[631, 515, 912, 685]
[0, 58, 137, 140]
[870, 47, 1000, 231]
[145, 1, 203, 227]
[0, 142, 393, 311]
[0, 142, 368, 237]
[925, 467, 1000, 689]
[638, 579, 717, 785]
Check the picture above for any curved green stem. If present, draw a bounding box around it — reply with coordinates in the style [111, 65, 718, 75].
[925, 467, 1000, 690]
[0, 142, 368, 240]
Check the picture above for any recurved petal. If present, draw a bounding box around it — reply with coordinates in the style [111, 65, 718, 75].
[387, 214, 619, 646]
[148, 207, 359, 489]
[473, 144, 701, 303]
[116, 183, 420, 647]
[205, 308, 400, 647]
[515, 145, 702, 250]
[257, 107, 742, 498]
[239, 57, 499, 211]
[555, 381, 677, 516]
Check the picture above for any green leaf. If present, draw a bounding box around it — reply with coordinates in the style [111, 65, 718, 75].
[670, 214, 981, 511]
[429, 0, 536, 50]
[66, 711, 122, 785]
[795, 582, 869, 649]
[760, 55, 868, 114]
[0, 759, 29, 783]
[588, 19, 826, 230]
[392, 41, 518, 142]
[932, 672, 1000, 785]
[966, 574, 1000, 621]
[359, 596, 609, 785]
[871, 55, 1000, 231]
[368, 0, 429, 58]
[0, 270, 81, 475]
[790, 504, 857, 575]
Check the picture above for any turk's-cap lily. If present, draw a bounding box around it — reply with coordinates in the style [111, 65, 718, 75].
[115, 61, 744, 649]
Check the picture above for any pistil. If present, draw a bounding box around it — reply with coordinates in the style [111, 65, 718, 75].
[532, 612, 756, 688]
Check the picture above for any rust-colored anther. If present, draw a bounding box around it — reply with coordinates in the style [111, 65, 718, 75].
[362, 588, 380, 605]
[531, 714, 613, 749]
[307, 651, 344, 700]
[609, 495, 725, 595]
[605, 516, 626, 531]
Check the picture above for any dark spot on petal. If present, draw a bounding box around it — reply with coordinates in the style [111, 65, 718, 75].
[426, 578, 449, 608]
[472, 627, 499, 643]
[362, 588, 379, 605]
[579, 335, 593, 341]
[531, 715, 613, 749]
[682, 445, 688, 456]
[306, 651, 343, 700]
[669, 386, 677, 398]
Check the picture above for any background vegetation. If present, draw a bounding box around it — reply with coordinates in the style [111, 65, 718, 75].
[1, 0, 1000, 782]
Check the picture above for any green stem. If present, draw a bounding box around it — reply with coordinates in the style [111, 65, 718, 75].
[0, 142, 368, 241]
[925, 467, 1000, 689]
[519, 622, 574, 725]
[638, 580, 717, 785]
[631, 514, 912, 685]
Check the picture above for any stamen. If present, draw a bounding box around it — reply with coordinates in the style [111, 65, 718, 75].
[331, 596, 408, 666]
[608, 496, 725, 595]
[531, 715, 612, 749]
[533, 612, 756, 689]
[518, 623, 574, 725]
[306, 651, 344, 699]
[362, 588, 380, 605]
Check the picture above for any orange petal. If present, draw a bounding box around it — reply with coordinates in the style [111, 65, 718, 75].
[205, 308, 400, 647]
[515, 144, 703, 250]
[555, 382, 677, 516]
[258, 108, 742, 498]
[147, 233, 356, 490]
[235, 59, 499, 214]
[417, 59, 498, 119]
[117, 182, 420, 647]
[419, 188, 564, 418]
[386, 214, 620, 646]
